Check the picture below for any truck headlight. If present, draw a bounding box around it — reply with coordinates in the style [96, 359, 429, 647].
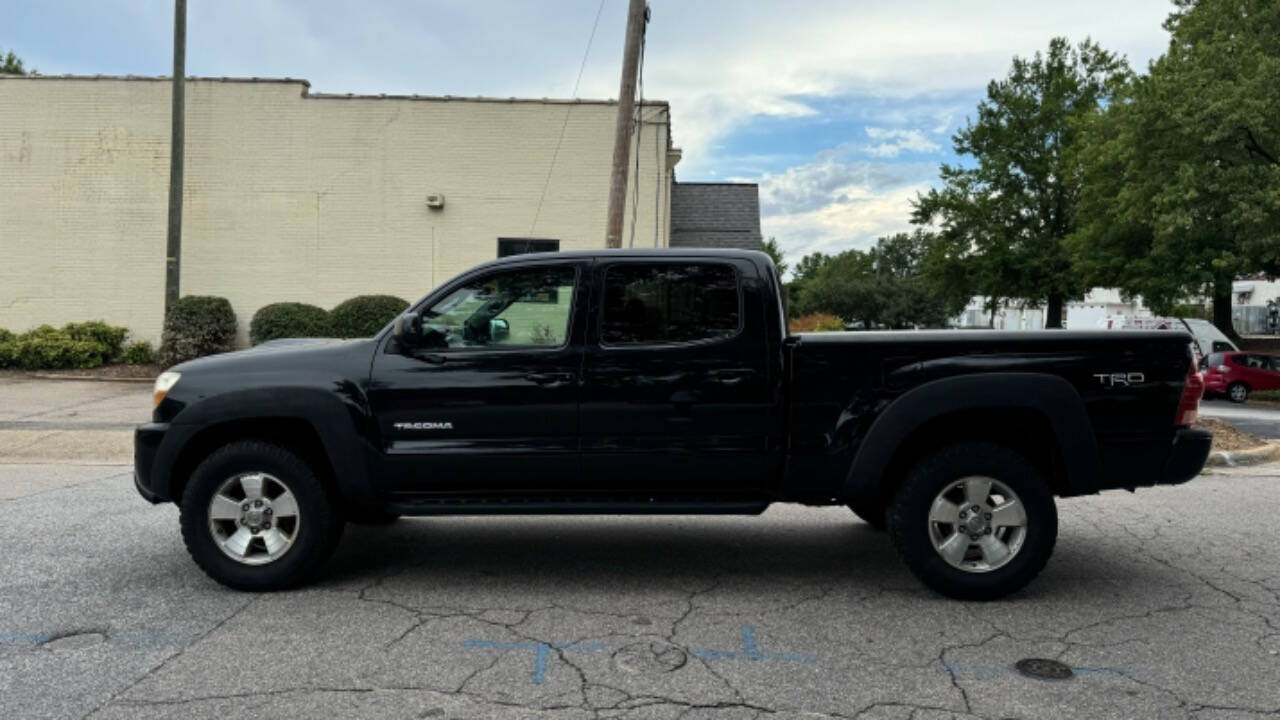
[154, 371, 181, 407]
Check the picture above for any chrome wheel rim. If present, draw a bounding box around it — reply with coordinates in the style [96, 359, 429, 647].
[208, 472, 301, 566]
[927, 476, 1027, 573]
[1230, 384, 1247, 402]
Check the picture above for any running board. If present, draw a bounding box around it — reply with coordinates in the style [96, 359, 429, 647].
[386, 495, 771, 516]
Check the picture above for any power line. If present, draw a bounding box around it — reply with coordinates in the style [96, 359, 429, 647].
[528, 0, 608, 237]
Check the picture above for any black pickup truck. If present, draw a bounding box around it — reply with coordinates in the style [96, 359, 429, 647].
[135, 249, 1211, 599]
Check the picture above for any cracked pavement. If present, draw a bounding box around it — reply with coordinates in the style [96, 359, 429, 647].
[2, 378, 1278, 719]
[2, 459, 1279, 719]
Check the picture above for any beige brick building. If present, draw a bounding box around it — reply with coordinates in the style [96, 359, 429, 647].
[0, 75, 678, 344]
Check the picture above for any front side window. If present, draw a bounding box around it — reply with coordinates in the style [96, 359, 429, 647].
[418, 266, 576, 350]
[601, 263, 740, 346]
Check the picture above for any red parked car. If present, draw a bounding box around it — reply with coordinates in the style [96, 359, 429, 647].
[1202, 351, 1280, 403]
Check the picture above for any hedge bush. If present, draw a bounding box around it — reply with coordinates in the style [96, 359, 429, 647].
[250, 302, 330, 345]
[158, 296, 237, 367]
[328, 295, 409, 338]
[122, 340, 156, 365]
[0, 323, 124, 370]
[63, 321, 129, 360]
[788, 313, 846, 333]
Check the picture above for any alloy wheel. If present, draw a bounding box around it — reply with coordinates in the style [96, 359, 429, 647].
[207, 472, 301, 565]
[926, 475, 1027, 573]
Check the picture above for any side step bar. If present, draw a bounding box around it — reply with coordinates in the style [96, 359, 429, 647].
[387, 496, 771, 516]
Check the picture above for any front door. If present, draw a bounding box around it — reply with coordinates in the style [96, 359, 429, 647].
[368, 259, 588, 495]
[578, 257, 776, 498]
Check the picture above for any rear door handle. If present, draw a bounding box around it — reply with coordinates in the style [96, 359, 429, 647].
[526, 371, 574, 387]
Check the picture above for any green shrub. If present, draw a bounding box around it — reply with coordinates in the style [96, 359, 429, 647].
[122, 340, 156, 365]
[0, 328, 13, 343]
[62, 321, 129, 360]
[250, 302, 330, 345]
[0, 325, 105, 370]
[158, 296, 238, 367]
[328, 295, 409, 338]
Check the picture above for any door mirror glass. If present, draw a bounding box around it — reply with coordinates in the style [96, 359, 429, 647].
[490, 318, 511, 341]
[392, 312, 423, 349]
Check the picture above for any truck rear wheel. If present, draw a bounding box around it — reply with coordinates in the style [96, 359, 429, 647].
[887, 442, 1056, 601]
[179, 440, 344, 591]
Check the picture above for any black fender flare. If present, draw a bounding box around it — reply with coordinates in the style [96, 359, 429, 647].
[152, 386, 378, 508]
[844, 372, 1099, 501]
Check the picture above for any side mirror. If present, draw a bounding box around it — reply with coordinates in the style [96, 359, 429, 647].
[392, 312, 423, 348]
[490, 318, 510, 342]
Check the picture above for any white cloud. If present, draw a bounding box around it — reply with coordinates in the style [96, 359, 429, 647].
[753, 148, 938, 259]
[861, 127, 941, 157]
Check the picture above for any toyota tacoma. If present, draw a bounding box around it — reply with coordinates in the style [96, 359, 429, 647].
[135, 249, 1211, 599]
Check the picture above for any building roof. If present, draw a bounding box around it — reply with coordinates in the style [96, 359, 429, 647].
[0, 73, 669, 107]
[669, 182, 763, 251]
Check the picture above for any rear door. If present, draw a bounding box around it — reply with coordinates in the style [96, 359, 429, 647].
[578, 256, 776, 497]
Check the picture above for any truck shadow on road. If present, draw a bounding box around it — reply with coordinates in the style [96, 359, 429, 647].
[310, 513, 1184, 603]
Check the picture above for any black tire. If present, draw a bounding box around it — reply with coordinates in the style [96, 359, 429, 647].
[887, 442, 1057, 601]
[346, 509, 401, 526]
[1228, 382, 1250, 404]
[180, 440, 344, 591]
[847, 501, 886, 531]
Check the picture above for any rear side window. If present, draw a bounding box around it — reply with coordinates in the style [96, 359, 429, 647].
[1206, 353, 1224, 368]
[601, 263, 740, 346]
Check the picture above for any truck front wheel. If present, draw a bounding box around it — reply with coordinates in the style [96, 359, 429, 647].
[179, 440, 344, 591]
[887, 443, 1057, 601]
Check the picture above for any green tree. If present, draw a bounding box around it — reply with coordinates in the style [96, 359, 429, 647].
[1069, 0, 1280, 338]
[913, 37, 1130, 328]
[2, 50, 28, 75]
[801, 232, 951, 329]
[760, 237, 788, 277]
[783, 251, 830, 317]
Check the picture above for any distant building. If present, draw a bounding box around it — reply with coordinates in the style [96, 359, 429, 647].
[669, 182, 763, 251]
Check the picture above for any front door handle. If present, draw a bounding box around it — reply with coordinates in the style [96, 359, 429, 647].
[706, 369, 753, 385]
[526, 371, 574, 387]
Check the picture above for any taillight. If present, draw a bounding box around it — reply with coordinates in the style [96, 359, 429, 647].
[1177, 351, 1203, 426]
[1216, 364, 1229, 373]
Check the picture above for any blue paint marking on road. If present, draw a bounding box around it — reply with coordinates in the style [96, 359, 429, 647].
[692, 625, 816, 664]
[463, 639, 606, 684]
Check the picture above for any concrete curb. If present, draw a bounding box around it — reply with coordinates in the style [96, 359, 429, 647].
[25, 373, 153, 384]
[1204, 442, 1280, 468]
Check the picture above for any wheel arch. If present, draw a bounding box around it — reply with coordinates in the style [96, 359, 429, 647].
[844, 373, 1099, 506]
[156, 386, 379, 510]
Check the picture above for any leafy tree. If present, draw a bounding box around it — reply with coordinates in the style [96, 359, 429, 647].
[2, 50, 28, 75]
[760, 237, 788, 277]
[800, 232, 951, 329]
[913, 38, 1130, 328]
[784, 251, 830, 317]
[1069, 0, 1280, 338]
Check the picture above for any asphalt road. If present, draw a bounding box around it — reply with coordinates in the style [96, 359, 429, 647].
[2, 376, 1279, 719]
[1200, 399, 1280, 439]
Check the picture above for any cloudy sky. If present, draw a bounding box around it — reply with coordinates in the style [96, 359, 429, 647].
[8, 0, 1176, 263]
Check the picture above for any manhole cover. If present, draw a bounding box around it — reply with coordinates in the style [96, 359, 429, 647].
[40, 631, 107, 652]
[1015, 657, 1073, 680]
[613, 641, 688, 674]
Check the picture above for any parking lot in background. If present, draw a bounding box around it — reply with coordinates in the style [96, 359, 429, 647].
[2, 376, 1279, 719]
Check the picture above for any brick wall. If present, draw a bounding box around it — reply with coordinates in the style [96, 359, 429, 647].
[0, 76, 673, 344]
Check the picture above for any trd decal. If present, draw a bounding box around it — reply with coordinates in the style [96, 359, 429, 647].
[1093, 372, 1144, 387]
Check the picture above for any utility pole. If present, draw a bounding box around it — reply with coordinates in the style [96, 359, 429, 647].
[604, 0, 647, 249]
[164, 0, 186, 315]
